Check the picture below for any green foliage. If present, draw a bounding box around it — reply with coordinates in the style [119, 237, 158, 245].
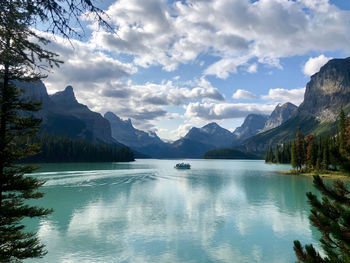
[0, 0, 110, 261]
[265, 110, 350, 174]
[274, 145, 279, 163]
[306, 135, 317, 169]
[339, 108, 346, 149]
[291, 141, 297, 168]
[203, 148, 259, 159]
[265, 146, 274, 163]
[0, 2, 55, 259]
[337, 117, 350, 173]
[295, 127, 306, 170]
[265, 142, 292, 164]
[25, 134, 134, 163]
[294, 176, 350, 262]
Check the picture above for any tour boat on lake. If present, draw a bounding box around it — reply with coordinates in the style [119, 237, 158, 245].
[174, 163, 191, 169]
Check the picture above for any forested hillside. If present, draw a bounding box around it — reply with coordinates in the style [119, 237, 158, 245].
[24, 135, 134, 163]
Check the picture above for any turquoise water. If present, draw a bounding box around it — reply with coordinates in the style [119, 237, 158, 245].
[24, 159, 321, 263]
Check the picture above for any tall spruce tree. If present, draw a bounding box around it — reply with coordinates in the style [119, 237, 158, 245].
[296, 127, 306, 170]
[0, 1, 110, 261]
[291, 140, 297, 169]
[322, 140, 330, 170]
[339, 118, 350, 173]
[274, 145, 280, 163]
[306, 135, 317, 169]
[339, 108, 346, 150]
[294, 176, 350, 262]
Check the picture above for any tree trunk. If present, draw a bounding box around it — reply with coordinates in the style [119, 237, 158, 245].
[0, 62, 9, 208]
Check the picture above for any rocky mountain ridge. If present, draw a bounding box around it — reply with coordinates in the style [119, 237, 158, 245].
[261, 102, 297, 132]
[185, 122, 236, 148]
[298, 57, 350, 122]
[243, 57, 350, 153]
[18, 80, 116, 144]
[104, 111, 169, 157]
[233, 114, 269, 143]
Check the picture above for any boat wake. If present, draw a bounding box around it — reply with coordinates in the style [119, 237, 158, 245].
[31, 169, 163, 187]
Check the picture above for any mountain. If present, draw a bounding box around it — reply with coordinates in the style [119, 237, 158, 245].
[233, 114, 269, 143]
[298, 57, 350, 121]
[50, 86, 115, 143]
[104, 111, 170, 157]
[243, 57, 350, 153]
[184, 122, 236, 148]
[16, 80, 52, 108]
[105, 118, 235, 158]
[261, 102, 297, 132]
[165, 122, 237, 158]
[168, 138, 214, 158]
[17, 81, 116, 144]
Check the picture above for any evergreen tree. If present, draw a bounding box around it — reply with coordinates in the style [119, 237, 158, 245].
[317, 138, 324, 170]
[306, 135, 316, 169]
[281, 144, 287, 163]
[0, 0, 110, 261]
[294, 176, 350, 262]
[285, 142, 292, 163]
[339, 118, 350, 173]
[295, 127, 305, 170]
[274, 145, 280, 163]
[339, 108, 346, 150]
[265, 146, 271, 162]
[291, 140, 297, 169]
[265, 146, 274, 163]
[322, 138, 330, 170]
[24, 135, 135, 163]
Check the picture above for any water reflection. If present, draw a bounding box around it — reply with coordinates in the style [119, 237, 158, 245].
[25, 160, 319, 263]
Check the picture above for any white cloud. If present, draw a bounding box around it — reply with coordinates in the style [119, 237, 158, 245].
[262, 87, 306, 105]
[36, 29, 227, 133]
[40, 32, 136, 94]
[232, 89, 258, 100]
[99, 78, 224, 107]
[184, 102, 275, 121]
[204, 56, 252, 79]
[299, 0, 330, 12]
[303, 55, 332, 76]
[247, 63, 258, 74]
[232, 87, 305, 105]
[173, 123, 193, 138]
[88, 0, 350, 78]
[36, 0, 350, 140]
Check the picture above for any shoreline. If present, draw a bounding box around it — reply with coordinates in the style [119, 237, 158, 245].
[279, 170, 350, 180]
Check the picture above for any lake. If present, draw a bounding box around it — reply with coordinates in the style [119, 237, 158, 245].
[24, 159, 321, 263]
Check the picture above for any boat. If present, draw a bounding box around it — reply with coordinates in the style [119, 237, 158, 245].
[174, 162, 191, 169]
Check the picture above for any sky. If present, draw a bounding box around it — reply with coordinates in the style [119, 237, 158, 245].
[40, 0, 350, 141]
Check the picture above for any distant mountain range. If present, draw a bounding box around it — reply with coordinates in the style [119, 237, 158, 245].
[17, 57, 350, 159]
[17, 80, 298, 158]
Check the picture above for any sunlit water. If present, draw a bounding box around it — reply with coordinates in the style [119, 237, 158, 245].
[23, 159, 321, 263]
